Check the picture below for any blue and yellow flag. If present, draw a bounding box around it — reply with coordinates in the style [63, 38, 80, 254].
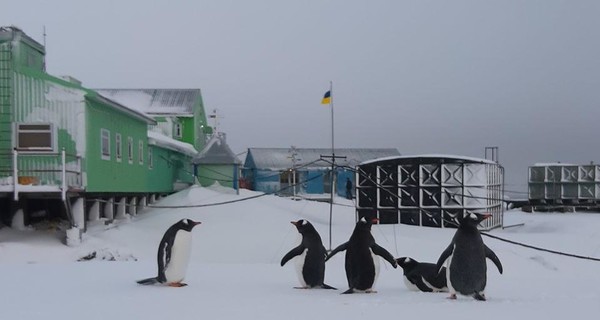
[321, 90, 331, 104]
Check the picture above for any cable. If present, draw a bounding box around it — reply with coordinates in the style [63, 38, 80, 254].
[481, 232, 600, 262]
[147, 172, 325, 209]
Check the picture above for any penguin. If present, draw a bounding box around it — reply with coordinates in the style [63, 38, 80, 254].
[396, 257, 448, 293]
[280, 219, 336, 289]
[137, 218, 201, 287]
[325, 217, 397, 294]
[435, 212, 503, 301]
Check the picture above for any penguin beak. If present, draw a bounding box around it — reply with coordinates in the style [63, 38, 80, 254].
[193, 221, 202, 226]
[481, 213, 492, 220]
[290, 221, 299, 226]
[371, 218, 379, 224]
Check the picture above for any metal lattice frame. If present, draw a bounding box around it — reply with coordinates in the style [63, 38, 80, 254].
[357, 156, 504, 230]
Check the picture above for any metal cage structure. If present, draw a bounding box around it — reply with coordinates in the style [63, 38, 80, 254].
[528, 163, 600, 206]
[356, 155, 504, 230]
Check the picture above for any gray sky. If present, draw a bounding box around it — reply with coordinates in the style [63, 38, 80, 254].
[3, 0, 599, 194]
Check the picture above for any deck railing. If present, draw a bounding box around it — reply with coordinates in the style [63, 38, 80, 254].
[0, 148, 82, 201]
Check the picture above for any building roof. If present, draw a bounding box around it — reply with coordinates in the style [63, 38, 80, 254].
[85, 93, 157, 125]
[360, 154, 498, 166]
[193, 133, 241, 165]
[0, 26, 45, 54]
[94, 89, 201, 115]
[245, 148, 400, 170]
[148, 131, 197, 157]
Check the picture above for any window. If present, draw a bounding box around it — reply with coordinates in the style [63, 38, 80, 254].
[138, 140, 144, 165]
[101, 129, 110, 160]
[148, 147, 153, 169]
[16, 123, 54, 152]
[115, 133, 122, 162]
[127, 137, 133, 163]
[174, 123, 182, 138]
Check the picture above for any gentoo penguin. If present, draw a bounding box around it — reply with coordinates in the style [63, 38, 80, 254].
[325, 217, 397, 294]
[396, 257, 448, 293]
[137, 218, 201, 287]
[280, 219, 336, 289]
[435, 212, 503, 300]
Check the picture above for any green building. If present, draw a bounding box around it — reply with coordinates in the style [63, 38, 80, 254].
[0, 26, 203, 244]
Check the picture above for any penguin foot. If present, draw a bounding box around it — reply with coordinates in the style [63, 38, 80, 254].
[320, 283, 337, 290]
[293, 286, 310, 289]
[447, 294, 457, 300]
[136, 277, 159, 285]
[167, 282, 188, 287]
[365, 289, 378, 294]
[473, 293, 486, 301]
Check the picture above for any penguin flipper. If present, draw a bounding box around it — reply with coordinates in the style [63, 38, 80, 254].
[409, 275, 433, 292]
[436, 243, 454, 273]
[371, 243, 397, 268]
[280, 245, 305, 266]
[485, 245, 503, 274]
[136, 277, 159, 285]
[325, 242, 348, 262]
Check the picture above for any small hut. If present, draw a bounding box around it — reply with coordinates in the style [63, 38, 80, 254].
[192, 133, 241, 190]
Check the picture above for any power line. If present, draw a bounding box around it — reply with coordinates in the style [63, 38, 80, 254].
[481, 232, 600, 262]
[147, 172, 325, 209]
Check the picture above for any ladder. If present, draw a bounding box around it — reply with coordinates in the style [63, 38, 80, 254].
[0, 41, 13, 177]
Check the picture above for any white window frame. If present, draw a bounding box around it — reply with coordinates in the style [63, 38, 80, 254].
[148, 146, 153, 169]
[15, 123, 56, 153]
[115, 133, 122, 162]
[101, 129, 111, 160]
[127, 137, 133, 164]
[174, 122, 182, 139]
[138, 140, 144, 165]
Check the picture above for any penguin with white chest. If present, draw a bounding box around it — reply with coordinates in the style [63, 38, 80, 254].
[280, 219, 336, 289]
[326, 217, 397, 294]
[396, 257, 448, 292]
[137, 218, 201, 287]
[435, 212, 503, 300]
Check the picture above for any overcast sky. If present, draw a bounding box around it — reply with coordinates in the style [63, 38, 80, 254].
[3, 0, 599, 194]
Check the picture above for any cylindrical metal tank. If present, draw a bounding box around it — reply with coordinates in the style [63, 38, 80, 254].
[356, 155, 504, 230]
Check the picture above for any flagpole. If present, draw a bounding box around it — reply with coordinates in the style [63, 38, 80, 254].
[328, 80, 334, 251]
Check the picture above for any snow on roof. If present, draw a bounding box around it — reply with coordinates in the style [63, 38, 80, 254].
[532, 163, 579, 167]
[87, 93, 156, 125]
[360, 154, 498, 166]
[245, 148, 400, 170]
[147, 131, 198, 157]
[95, 89, 200, 115]
[193, 133, 241, 165]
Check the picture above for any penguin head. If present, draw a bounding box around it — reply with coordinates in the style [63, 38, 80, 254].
[291, 219, 316, 234]
[177, 218, 201, 232]
[458, 212, 492, 228]
[395, 257, 417, 269]
[356, 216, 378, 231]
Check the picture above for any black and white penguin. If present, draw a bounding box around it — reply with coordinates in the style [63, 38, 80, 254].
[280, 219, 336, 289]
[435, 212, 503, 300]
[137, 218, 201, 287]
[325, 217, 397, 294]
[396, 257, 448, 293]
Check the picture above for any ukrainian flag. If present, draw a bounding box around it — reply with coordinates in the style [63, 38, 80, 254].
[321, 90, 331, 104]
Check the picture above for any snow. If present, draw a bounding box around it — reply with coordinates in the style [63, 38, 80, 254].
[1, 185, 600, 319]
[147, 130, 198, 157]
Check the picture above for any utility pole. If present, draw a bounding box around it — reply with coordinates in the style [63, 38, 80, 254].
[320, 153, 347, 251]
[288, 146, 301, 199]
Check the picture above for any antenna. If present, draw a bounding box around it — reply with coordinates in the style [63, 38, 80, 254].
[208, 108, 224, 134]
[42, 26, 47, 71]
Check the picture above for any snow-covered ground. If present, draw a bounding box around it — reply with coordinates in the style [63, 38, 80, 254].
[1, 185, 599, 319]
